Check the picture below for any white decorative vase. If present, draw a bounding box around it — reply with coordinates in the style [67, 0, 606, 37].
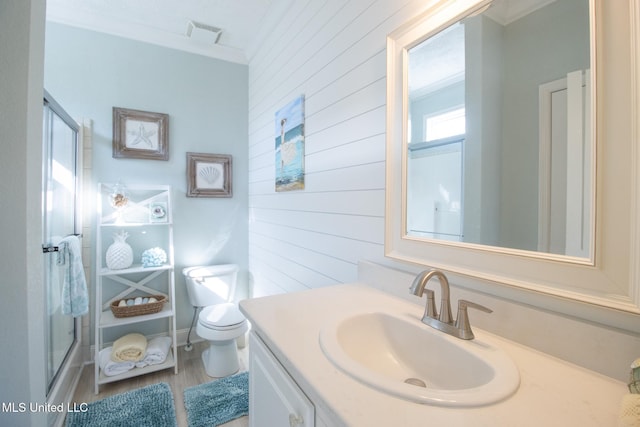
[106, 230, 133, 270]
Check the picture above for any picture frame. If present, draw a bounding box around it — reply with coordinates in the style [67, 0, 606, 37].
[113, 107, 169, 160]
[275, 95, 305, 191]
[186, 152, 233, 198]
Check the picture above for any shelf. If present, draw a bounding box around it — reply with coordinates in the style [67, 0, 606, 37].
[97, 348, 176, 385]
[100, 221, 172, 227]
[99, 185, 172, 225]
[99, 303, 174, 328]
[99, 264, 173, 276]
[95, 183, 177, 393]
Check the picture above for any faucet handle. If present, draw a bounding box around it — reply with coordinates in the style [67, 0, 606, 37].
[424, 289, 438, 319]
[454, 300, 492, 340]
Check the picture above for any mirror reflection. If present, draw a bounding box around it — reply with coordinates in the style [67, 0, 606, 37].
[405, 0, 592, 258]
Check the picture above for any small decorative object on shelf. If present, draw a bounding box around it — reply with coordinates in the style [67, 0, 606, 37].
[141, 247, 167, 268]
[149, 202, 167, 223]
[109, 181, 129, 209]
[106, 230, 134, 270]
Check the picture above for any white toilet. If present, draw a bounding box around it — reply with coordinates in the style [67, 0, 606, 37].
[182, 264, 249, 378]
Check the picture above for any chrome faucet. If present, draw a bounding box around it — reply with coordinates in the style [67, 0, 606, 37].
[409, 269, 492, 340]
[409, 269, 453, 323]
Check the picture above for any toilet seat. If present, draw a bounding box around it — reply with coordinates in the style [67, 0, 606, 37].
[196, 306, 249, 343]
[199, 303, 246, 330]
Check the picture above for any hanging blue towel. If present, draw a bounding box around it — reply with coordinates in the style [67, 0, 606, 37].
[57, 235, 89, 317]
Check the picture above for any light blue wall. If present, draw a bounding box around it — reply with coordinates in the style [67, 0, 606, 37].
[44, 22, 249, 334]
[500, 0, 590, 250]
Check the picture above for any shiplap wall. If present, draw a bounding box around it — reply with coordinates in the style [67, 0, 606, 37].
[247, 0, 435, 296]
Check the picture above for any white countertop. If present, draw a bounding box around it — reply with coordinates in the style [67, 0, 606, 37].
[240, 283, 628, 426]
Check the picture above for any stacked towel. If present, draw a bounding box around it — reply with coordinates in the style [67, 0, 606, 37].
[135, 336, 172, 368]
[99, 336, 172, 376]
[99, 347, 134, 377]
[111, 333, 147, 362]
[57, 235, 88, 317]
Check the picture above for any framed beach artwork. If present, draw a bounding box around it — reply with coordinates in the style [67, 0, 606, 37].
[275, 95, 305, 192]
[112, 107, 169, 160]
[186, 152, 233, 198]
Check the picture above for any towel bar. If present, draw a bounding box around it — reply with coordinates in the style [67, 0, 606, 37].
[42, 234, 82, 253]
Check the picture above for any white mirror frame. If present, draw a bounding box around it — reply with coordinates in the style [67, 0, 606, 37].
[385, 0, 640, 332]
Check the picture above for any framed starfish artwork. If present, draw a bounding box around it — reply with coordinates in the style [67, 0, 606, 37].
[112, 107, 169, 160]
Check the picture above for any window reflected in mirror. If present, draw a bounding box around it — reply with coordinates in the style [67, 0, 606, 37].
[404, 0, 592, 258]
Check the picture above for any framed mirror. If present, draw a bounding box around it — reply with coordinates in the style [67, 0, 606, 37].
[405, 0, 592, 258]
[385, 0, 640, 328]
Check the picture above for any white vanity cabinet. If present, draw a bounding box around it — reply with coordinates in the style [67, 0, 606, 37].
[249, 332, 317, 427]
[93, 184, 177, 394]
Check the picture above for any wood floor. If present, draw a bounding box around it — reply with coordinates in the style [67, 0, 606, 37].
[70, 341, 249, 427]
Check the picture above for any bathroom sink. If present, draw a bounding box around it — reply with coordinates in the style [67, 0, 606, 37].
[319, 311, 520, 407]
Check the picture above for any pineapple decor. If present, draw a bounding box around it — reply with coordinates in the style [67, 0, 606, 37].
[106, 230, 134, 270]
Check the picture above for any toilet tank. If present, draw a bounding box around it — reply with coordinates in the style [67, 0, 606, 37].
[182, 264, 238, 307]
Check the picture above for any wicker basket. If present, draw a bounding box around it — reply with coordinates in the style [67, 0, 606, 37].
[110, 295, 167, 318]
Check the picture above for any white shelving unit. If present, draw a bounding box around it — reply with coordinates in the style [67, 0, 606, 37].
[94, 183, 177, 394]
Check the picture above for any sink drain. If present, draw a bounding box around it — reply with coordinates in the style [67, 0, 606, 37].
[404, 377, 427, 388]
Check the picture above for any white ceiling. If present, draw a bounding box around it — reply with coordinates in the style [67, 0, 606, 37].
[45, 0, 555, 65]
[45, 0, 279, 64]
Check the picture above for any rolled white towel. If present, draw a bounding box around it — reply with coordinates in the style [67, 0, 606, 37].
[135, 336, 172, 368]
[99, 347, 135, 377]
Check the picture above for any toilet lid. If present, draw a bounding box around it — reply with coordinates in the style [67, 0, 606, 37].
[199, 303, 246, 328]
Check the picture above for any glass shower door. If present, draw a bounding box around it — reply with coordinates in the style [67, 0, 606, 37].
[42, 92, 80, 393]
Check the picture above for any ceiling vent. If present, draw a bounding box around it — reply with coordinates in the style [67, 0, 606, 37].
[186, 20, 222, 44]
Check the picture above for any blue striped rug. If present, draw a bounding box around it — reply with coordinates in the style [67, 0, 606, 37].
[183, 371, 249, 427]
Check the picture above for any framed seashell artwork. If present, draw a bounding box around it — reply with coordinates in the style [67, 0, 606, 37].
[112, 107, 169, 160]
[186, 152, 233, 197]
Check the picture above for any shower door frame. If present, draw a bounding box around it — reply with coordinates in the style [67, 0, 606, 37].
[42, 91, 85, 426]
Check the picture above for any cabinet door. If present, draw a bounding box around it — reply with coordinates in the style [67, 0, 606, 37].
[249, 332, 314, 427]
